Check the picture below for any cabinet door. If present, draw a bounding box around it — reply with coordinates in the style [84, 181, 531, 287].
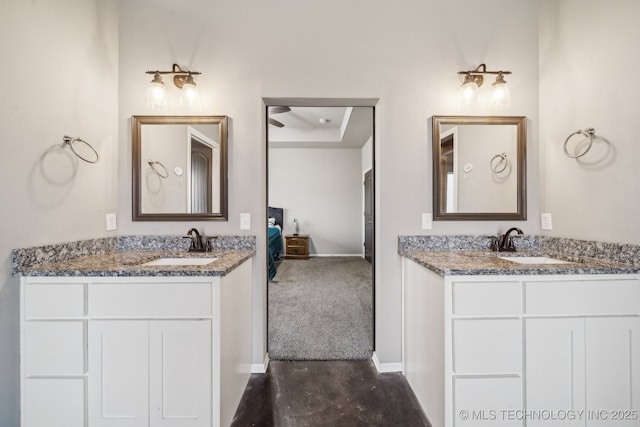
[89, 321, 149, 427]
[149, 320, 212, 427]
[525, 318, 586, 427]
[585, 317, 640, 427]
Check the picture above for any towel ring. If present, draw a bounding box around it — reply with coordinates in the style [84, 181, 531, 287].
[563, 128, 595, 158]
[62, 136, 99, 163]
[490, 153, 509, 174]
[148, 159, 169, 178]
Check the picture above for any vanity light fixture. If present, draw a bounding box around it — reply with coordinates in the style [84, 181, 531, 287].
[145, 64, 202, 111]
[457, 64, 512, 110]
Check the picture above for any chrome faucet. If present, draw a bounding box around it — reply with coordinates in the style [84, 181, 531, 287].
[491, 227, 524, 252]
[183, 228, 209, 252]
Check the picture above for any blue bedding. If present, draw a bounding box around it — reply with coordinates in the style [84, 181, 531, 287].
[268, 226, 283, 280]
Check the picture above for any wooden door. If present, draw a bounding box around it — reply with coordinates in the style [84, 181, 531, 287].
[190, 140, 213, 214]
[363, 169, 373, 263]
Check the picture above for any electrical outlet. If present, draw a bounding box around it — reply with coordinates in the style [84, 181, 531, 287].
[106, 213, 117, 231]
[541, 213, 553, 230]
[421, 213, 433, 230]
[240, 213, 251, 230]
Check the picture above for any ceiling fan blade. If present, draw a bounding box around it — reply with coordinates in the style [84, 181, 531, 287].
[270, 106, 291, 114]
[269, 118, 285, 128]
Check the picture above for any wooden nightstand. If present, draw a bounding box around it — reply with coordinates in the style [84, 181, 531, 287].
[284, 235, 310, 259]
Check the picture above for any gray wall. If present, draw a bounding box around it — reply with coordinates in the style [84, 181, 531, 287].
[0, 1, 545, 422]
[141, 125, 188, 213]
[539, 0, 640, 245]
[269, 148, 363, 255]
[457, 125, 518, 213]
[0, 0, 119, 424]
[117, 0, 541, 369]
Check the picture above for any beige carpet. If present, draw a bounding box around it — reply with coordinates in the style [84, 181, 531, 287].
[268, 257, 373, 360]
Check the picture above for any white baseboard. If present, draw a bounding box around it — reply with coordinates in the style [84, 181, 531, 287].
[372, 351, 403, 373]
[251, 353, 270, 374]
[310, 254, 363, 258]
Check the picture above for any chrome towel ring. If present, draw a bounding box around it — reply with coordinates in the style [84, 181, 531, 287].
[63, 136, 99, 163]
[490, 153, 509, 174]
[148, 159, 169, 178]
[563, 128, 595, 158]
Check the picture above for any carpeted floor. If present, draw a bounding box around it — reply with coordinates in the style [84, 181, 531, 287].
[268, 257, 373, 360]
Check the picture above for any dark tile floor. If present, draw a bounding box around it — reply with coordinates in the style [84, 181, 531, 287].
[231, 360, 432, 427]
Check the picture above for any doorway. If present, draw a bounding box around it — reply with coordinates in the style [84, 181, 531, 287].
[265, 99, 376, 360]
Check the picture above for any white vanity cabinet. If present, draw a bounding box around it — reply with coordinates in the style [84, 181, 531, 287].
[88, 319, 212, 427]
[525, 279, 640, 427]
[402, 257, 640, 427]
[20, 259, 252, 427]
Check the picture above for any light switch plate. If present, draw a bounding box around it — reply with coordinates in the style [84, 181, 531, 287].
[541, 213, 553, 230]
[106, 213, 117, 231]
[240, 213, 251, 230]
[422, 213, 433, 230]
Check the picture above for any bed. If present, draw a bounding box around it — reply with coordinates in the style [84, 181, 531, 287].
[267, 206, 284, 280]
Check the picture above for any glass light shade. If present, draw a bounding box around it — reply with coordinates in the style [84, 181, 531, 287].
[490, 74, 511, 110]
[459, 75, 479, 108]
[145, 75, 166, 109]
[180, 78, 202, 112]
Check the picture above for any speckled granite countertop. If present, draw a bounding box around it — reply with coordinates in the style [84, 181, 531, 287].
[16, 250, 255, 277]
[400, 250, 640, 276]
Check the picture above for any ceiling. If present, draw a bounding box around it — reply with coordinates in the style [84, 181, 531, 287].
[268, 106, 373, 149]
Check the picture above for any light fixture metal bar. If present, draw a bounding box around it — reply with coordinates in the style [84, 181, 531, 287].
[145, 63, 202, 76]
[457, 63, 511, 76]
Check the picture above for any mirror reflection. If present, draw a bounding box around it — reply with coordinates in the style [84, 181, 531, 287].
[132, 116, 228, 221]
[432, 116, 526, 220]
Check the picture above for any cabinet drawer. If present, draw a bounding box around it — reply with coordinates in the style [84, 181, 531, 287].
[24, 321, 85, 375]
[287, 246, 306, 255]
[24, 378, 85, 427]
[453, 319, 522, 374]
[89, 282, 212, 317]
[287, 238, 307, 246]
[452, 281, 521, 316]
[24, 283, 85, 319]
[525, 279, 640, 315]
[453, 376, 522, 426]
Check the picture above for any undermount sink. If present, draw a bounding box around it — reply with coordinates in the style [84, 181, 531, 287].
[498, 256, 570, 265]
[142, 257, 218, 266]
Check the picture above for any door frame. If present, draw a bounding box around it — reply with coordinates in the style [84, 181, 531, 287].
[263, 97, 378, 352]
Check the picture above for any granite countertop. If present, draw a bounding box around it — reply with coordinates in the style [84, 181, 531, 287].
[400, 249, 640, 276]
[16, 249, 255, 277]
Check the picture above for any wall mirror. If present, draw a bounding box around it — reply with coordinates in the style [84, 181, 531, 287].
[432, 115, 526, 220]
[132, 115, 228, 221]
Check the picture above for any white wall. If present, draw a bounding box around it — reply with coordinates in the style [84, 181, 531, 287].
[117, 0, 540, 368]
[269, 148, 363, 255]
[539, 0, 640, 245]
[0, 0, 119, 423]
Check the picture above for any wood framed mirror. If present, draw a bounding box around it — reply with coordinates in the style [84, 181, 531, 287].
[132, 115, 228, 221]
[432, 115, 526, 221]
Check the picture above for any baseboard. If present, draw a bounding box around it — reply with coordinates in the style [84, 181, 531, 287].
[372, 351, 403, 373]
[251, 353, 270, 374]
[310, 254, 363, 258]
